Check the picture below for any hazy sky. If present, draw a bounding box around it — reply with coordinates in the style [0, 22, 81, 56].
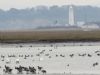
[0, 0, 100, 10]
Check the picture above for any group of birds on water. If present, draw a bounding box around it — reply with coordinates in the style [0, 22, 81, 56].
[0, 44, 100, 74]
[2, 65, 46, 74]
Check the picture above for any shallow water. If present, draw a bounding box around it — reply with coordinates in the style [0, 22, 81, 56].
[0, 42, 100, 74]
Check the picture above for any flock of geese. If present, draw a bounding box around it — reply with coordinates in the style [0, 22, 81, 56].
[2, 65, 46, 74]
[0, 44, 100, 74]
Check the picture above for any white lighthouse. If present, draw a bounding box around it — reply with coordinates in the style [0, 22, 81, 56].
[68, 5, 75, 26]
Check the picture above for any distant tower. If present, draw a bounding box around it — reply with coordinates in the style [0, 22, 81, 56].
[68, 5, 75, 26]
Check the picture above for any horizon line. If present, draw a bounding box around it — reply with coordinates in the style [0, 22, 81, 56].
[0, 5, 100, 11]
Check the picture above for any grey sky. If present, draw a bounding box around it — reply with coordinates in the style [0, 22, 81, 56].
[0, 0, 100, 10]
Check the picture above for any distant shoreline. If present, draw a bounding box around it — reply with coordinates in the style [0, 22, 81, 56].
[0, 39, 100, 44]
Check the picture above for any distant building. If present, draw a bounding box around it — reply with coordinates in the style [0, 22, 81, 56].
[77, 21, 85, 26]
[80, 23, 99, 29]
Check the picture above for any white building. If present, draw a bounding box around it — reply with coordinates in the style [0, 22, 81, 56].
[77, 21, 85, 26]
[81, 24, 99, 29]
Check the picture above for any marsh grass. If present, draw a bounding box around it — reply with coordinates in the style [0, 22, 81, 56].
[0, 30, 100, 42]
